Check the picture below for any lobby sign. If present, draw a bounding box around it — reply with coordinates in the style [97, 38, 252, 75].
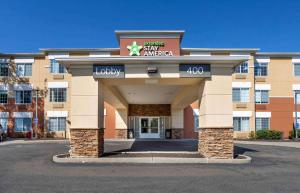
[179, 64, 211, 77]
[93, 65, 125, 78]
[127, 41, 173, 56]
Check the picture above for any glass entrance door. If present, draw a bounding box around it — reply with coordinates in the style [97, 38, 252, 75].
[140, 117, 160, 138]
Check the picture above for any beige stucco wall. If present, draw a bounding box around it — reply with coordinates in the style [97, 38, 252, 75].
[199, 64, 233, 128]
[171, 108, 184, 129]
[115, 108, 128, 129]
[70, 65, 104, 129]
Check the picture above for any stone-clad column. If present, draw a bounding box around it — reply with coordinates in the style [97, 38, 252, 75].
[171, 108, 184, 139]
[198, 65, 234, 159]
[69, 65, 105, 157]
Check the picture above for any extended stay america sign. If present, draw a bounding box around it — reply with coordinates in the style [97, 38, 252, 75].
[127, 41, 173, 56]
[120, 38, 180, 56]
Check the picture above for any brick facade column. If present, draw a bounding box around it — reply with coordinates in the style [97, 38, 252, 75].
[198, 65, 234, 159]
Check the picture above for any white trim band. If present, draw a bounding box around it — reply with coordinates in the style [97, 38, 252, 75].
[14, 57, 35, 63]
[47, 111, 68, 117]
[13, 112, 33, 118]
[13, 84, 33, 91]
[256, 112, 271, 118]
[48, 53, 69, 59]
[189, 51, 211, 56]
[255, 84, 271, 90]
[255, 56, 270, 63]
[232, 82, 252, 88]
[292, 57, 300, 63]
[233, 111, 252, 117]
[47, 82, 68, 88]
[0, 84, 8, 91]
[292, 84, 300, 91]
[89, 52, 110, 57]
[0, 112, 9, 118]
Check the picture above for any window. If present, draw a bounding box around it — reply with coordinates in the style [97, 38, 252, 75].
[254, 63, 268, 76]
[256, 118, 270, 130]
[49, 88, 67, 102]
[0, 118, 8, 133]
[294, 63, 300, 76]
[232, 88, 250, 103]
[48, 117, 66, 131]
[233, 117, 250, 131]
[50, 59, 66, 74]
[14, 118, 32, 132]
[235, 61, 248, 73]
[0, 90, 8, 104]
[16, 63, 32, 77]
[15, 90, 32, 104]
[193, 109, 199, 132]
[0, 63, 9, 76]
[295, 91, 300, 104]
[255, 90, 269, 104]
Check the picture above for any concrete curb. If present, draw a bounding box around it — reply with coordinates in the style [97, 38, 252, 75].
[53, 154, 251, 164]
[235, 140, 300, 149]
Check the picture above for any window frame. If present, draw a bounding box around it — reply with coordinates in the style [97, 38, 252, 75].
[255, 90, 269, 104]
[50, 59, 67, 74]
[255, 117, 270, 130]
[254, 62, 269, 76]
[15, 90, 32, 104]
[14, 118, 32, 132]
[0, 90, 8, 104]
[49, 88, 67, 103]
[293, 63, 300, 76]
[48, 117, 66, 132]
[232, 88, 250, 103]
[16, 63, 32, 77]
[234, 61, 249, 74]
[233, 117, 250, 132]
[0, 63, 9, 77]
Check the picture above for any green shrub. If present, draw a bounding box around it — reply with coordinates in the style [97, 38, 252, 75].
[256, 130, 282, 140]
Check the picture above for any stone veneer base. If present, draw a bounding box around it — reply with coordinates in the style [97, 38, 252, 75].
[171, 129, 184, 139]
[115, 129, 128, 139]
[199, 127, 234, 159]
[70, 128, 104, 158]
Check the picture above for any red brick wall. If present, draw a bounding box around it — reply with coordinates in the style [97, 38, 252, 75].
[0, 97, 44, 138]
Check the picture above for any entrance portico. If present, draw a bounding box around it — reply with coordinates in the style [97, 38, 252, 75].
[58, 30, 249, 159]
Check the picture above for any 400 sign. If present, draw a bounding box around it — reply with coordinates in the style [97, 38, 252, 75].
[179, 64, 211, 78]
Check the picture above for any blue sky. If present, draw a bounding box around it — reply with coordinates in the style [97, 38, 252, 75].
[1, 0, 300, 53]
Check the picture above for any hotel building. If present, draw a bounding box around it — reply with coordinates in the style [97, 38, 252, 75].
[0, 30, 299, 158]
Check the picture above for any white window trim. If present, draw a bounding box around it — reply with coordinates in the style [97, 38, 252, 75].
[256, 112, 271, 118]
[255, 84, 271, 90]
[47, 82, 68, 88]
[292, 84, 300, 91]
[0, 112, 9, 118]
[13, 112, 33, 118]
[0, 84, 8, 91]
[89, 52, 111, 57]
[292, 57, 300, 63]
[48, 53, 69, 59]
[232, 82, 252, 88]
[14, 57, 34, 63]
[233, 111, 252, 117]
[13, 83, 33, 91]
[255, 57, 270, 63]
[47, 111, 68, 117]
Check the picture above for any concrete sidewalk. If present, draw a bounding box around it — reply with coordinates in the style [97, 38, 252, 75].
[0, 139, 68, 146]
[235, 140, 300, 148]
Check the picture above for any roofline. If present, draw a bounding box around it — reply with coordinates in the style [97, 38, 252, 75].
[182, 48, 260, 53]
[40, 48, 119, 53]
[115, 30, 185, 44]
[0, 53, 44, 57]
[256, 52, 300, 57]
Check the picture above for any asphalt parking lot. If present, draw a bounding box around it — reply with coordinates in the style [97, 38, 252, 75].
[0, 141, 300, 193]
